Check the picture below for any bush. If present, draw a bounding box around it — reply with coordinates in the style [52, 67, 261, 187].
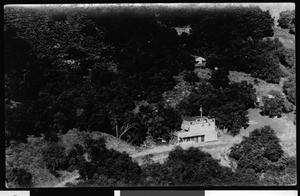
[229, 126, 284, 173]
[42, 142, 69, 176]
[283, 75, 296, 105]
[278, 10, 295, 30]
[6, 167, 33, 188]
[229, 168, 259, 186]
[178, 80, 256, 135]
[183, 71, 200, 84]
[260, 90, 293, 117]
[6, 136, 60, 187]
[70, 136, 142, 185]
[259, 156, 296, 185]
[142, 146, 234, 186]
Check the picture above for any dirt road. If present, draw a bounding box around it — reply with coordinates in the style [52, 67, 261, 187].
[54, 171, 80, 187]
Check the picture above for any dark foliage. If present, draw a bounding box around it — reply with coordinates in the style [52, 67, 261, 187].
[4, 5, 280, 145]
[229, 126, 284, 173]
[73, 136, 142, 185]
[283, 75, 296, 105]
[183, 71, 200, 84]
[178, 80, 256, 135]
[277, 10, 295, 34]
[42, 142, 69, 176]
[141, 146, 235, 186]
[260, 90, 294, 117]
[6, 167, 33, 188]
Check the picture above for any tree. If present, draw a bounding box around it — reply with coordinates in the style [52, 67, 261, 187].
[42, 142, 69, 176]
[283, 75, 296, 105]
[177, 81, 256, 135]
[209, 68, 229, 88]
[138, 104, 182, 142]
[183, 71, 200, 84]
[260, 90, 293, 117]
[278, 10, 295, 30]
[73, 136, 142, 185]
[259, 156, 296, 185]
[6, 167, 33, 188]
[142, 146, 234, 186]
[229, 126, 284, 173]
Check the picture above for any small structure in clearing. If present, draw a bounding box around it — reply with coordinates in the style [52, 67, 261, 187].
[191, 55, 207, 68]
[172, 107, 218, 143]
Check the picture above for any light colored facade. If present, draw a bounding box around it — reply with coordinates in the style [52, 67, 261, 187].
[173, 116, 218, 143]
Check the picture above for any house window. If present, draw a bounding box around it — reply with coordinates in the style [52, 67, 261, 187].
[209, 123, 210, 126]
[190, 122, 193, 125]
[200, 135, 205, 142]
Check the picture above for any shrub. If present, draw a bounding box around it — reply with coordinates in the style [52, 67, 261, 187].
[277, 10, 295, 30]
[142, 146, 234, 186]
[70, 136, 142, 185]
[183, 71, 200, 84]
[283, 75, 296, 105]
[42, 142, 69, 176]
[6, 167, 33, 188]
[229, 126, 284, 173]
[260, 90, 294, 117]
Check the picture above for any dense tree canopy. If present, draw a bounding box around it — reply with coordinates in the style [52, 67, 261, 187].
[260, 90, 294, 117]
[141, 146, 234, 186]
[6, 167, 33, 188]
[277, 10, 295, 34]
[283, 75, 296, 105]
[229, 126, 284, 173]
[69, 136, 142, 185]
[5, 5, 295, 187]
[177, 80, 256, 135]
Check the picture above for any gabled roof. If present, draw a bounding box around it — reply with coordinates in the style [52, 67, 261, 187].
[195, 56, 206, 61]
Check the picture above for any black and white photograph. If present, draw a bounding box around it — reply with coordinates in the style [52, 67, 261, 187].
[4, 3, 296, 188]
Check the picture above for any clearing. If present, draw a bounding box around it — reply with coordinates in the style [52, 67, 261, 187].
[131, 108, 296, 167]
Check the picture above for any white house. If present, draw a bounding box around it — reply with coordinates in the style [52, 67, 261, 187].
[172, 107, 218, 143]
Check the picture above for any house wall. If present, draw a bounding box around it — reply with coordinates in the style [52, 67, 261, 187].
[178, 120, 218, 142]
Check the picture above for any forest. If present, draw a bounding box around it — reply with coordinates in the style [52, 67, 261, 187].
[4, 5, 296, 187]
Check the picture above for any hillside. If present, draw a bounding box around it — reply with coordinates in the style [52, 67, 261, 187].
[272, 26, 295, 49]
[61, 129, 137, 155]
[5, 4, 296, 187]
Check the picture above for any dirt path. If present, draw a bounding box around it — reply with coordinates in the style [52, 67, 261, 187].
[131, 108, 296, 166]
[53, 171, 80, 187]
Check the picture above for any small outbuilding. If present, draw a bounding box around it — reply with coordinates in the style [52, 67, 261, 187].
[195, 56, 207, 64]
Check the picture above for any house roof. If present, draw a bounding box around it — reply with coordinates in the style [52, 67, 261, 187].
[182, 116, 214, 122]
[195, 57, 206, 61]
[182, 116, 202, 121]
[172, 130, 211, 138]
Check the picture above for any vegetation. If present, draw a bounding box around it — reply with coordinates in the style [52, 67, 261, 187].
[6, 167, 33, 188]
[277, 10, 295, 34]
[260, 90, 294, 118]
[68, 136, 142, 185]
[230, 126, 284, 172]
[229, 126, 295, 185]
[178, 80, 256, 135]
[5, 136, 60, 187]
[42, 142, 69, 176]
[4, 5, 296, 187]
[141, 146, 234, 186]
[283, 75, 296, 105]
